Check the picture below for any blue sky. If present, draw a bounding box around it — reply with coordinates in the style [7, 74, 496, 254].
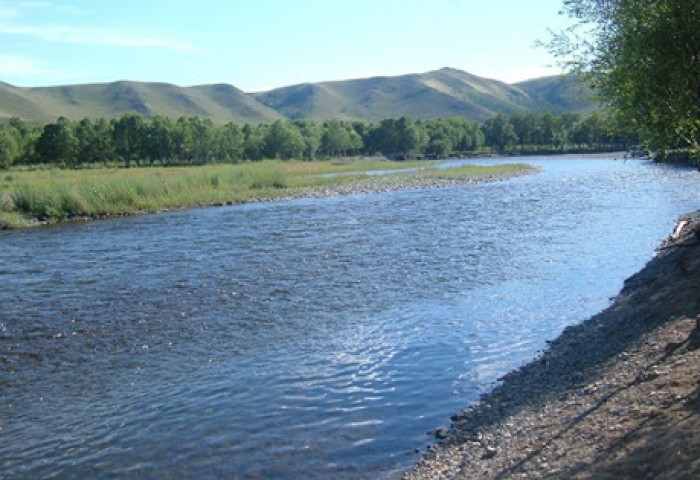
[0, 0, 574, 91]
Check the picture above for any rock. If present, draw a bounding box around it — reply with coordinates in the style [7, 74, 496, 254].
[434, 427, 450, 439]
[482, 446, 498, 459]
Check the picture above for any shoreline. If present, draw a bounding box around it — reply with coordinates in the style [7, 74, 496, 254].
[0, 165, 537, 230]
[403, 211, 700, 479]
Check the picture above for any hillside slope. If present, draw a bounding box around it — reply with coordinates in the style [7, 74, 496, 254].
[0, 68, 595, 124]
[254, 68, 595, 122]
[516, 74, 598, 115]
[0, 81, 283, 124]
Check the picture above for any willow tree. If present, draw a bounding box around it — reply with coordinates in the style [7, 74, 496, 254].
[552, 0, 700, 158]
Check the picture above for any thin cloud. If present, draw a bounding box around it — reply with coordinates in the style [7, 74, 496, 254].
[8, 1, 52, 7]
[0, 7, 17, 19]
[0, 1, 76, 15]
[0, 53, 97, 85]
[0, 24, 200, 52]
[0, 53, 44, 75]
[0, 1, 50, 18]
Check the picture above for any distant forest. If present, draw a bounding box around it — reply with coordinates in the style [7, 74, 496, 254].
[0, 112, 636, 169]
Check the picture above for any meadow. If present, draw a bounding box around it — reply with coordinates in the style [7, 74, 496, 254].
[0, 160, 532, 228]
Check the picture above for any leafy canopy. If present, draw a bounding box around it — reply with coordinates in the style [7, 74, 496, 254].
[551, 0, 700, 157]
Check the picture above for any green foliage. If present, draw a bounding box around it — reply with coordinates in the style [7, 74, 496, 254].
[34, 117, 78, 166]
[293, 119, 323, 159]
[0, 125, 20, 169]
[552, 0, 700, 154]
[264, 121, 304, 159]
[216, 123, 245, 163]
[320, 120, 362, 156]
[1, 110, 631, 172]
[112, 113, 147, 167]
[482, 114, 518, 152]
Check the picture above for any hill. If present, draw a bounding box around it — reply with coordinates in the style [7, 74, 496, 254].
[0, 68, 596, 124]
[515, 73, 598, 114]
[255, 68, 595, 122]
[0, 81, 283, 124]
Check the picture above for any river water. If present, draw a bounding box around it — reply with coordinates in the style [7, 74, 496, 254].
[1, 157, 699, 479]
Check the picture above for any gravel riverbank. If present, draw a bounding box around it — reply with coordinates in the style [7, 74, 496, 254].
[403, 211, 700, 479]
[254, 167, 537, 203]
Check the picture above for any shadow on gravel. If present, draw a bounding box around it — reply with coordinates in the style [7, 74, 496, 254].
[565, 385, 700, 479]
[444, 215, 700, 460]
[499, 321, 700, 479]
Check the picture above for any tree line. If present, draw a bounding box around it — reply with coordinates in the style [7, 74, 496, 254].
[0, 112, 635, 169]
[552, 0, 699, 162]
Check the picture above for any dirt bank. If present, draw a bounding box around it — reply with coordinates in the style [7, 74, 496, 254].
[404, 211, 700, 479]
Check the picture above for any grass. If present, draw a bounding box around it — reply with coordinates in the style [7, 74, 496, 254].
[278, 159, 433, 175]
[412, 163, 534, 179]
[0, 160, 535, 228]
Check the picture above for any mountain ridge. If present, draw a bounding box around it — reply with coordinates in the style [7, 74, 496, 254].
[0, 67, 595, 124]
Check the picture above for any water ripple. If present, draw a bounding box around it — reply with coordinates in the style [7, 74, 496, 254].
[1, 158, 700, 478]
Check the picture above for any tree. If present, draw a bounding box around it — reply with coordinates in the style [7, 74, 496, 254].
[365, 117, 424, 158]
[172, 116, 193, 164]
[320, 120, 362, 157]
[0, 124, 19, 169]
[188, 116, 216, 164]
[510, 114, 538, 152]
[482, 114, 517, 152]
[552, 0, 700, 157]
[6, 117, 38, 165]
[453, 118, 484, 152]
[112, 113, 146, 167]
[539, 113, 559, 149]
[75, 117, 114, 166]
[264, 120, 304, 159]
[293, 120, 322, 159]
[572, 112, 604, 148]
[424, 120, 455, 157]
[243, 123, 267, 161]
[394, 116, 427, 157]
[366, 119, 399, 155]
[215, 123, 244, 163]
[35, 117, 78, 166]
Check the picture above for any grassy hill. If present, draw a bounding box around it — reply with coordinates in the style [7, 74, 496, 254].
[0, 68, 596, 124]
[0, 81, 283, 124]
[254, 68, 593, 122]
[515, 74, 598, 115]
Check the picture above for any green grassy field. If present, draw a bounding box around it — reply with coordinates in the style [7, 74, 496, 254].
[0, 160, 533, 228]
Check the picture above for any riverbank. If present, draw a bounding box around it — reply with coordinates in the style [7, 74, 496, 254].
[403, 211, 700, 479]
[0, 161, 536, 229]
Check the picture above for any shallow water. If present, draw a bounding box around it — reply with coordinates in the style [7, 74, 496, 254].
[1, 157, 699, 478]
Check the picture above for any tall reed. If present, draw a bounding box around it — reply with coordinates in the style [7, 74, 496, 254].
[4, 162, 291, 222]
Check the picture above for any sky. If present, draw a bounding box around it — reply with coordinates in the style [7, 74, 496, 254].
[0, 0, 575, 91]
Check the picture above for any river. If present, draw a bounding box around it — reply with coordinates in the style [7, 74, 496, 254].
[1, 157, 699, 479]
